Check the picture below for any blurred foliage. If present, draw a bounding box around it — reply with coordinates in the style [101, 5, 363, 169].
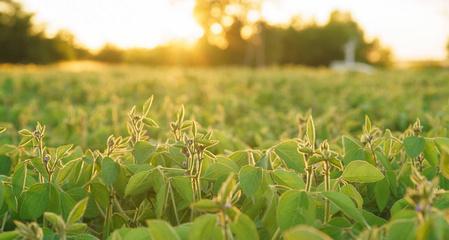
[95, 44, 124, 63]
[0, 67, 448, 239]
[0, 66, 448, 151]
[100, 10, 392, 67]
[193, 1, 392, 67]
[0, 0, 89, 64]
[194, 0, 262, 49]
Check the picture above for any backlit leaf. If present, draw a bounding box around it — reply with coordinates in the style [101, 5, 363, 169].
[274, 140, 304, 173]
[403, 136, 425, 158]
[322, 192, 367, 227]
[238, 165, 262, 197]
[147, 220, 180, 240]
[342, 160, 384, 183]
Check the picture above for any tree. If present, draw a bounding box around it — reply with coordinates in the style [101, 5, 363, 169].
[194, 0, 261, 48]
[0, 0, 34, 63]
[0, 0, 88, 63]
[115, 9, 392, 67]
[274, 10, 392, 67]
[366, 38, 393, 67]
[95, 44, 124, 63]
[194, 0, 265, 66]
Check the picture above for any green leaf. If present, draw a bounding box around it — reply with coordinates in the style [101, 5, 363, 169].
[30, 157, 48, 181]
[110, 227, 152, 240]
[364, 115, 372, 133]
[340, 184, 363, 208]
[0, 145, 15, 156]
[155, 183, 168, 218]
[385, 170, 398, 197]
[19, 183, 49, 220]
[376, 151, 392, 171]
[386, 219, 416, 240]
[271, 169, 305, 190]
[0, 155, 11, 176]
[66, 223, 87, 234]
[67, 197, 89, 224]
[230, 212, 259, 240]
[437, 141, 449, 179]
[171, 176, 193, 204]
[284, 225, 332, 240]
[90, 182, 109, 212]
[403, 136, 425, 158]
[238, 165, 262, 197]
[217, 173, 237, 204]
[423, 139, 438, 167]
[227, 151, 249, 166]
[101, 157, 120, 186]
[191, 199, 220, 213]
[59, 190, 77, 219]
[2, 185, 17, 212]
[125, 170, 153, 197]
[342, 160, 384, 183]
[44, 212, 65, 232]
[342, 136, 365, 164]
[256, 153, 272, 170]
[321, 192, 367, 227]
[46, 183, 62, 216]
[12, 162, 27, 196]
[147, 220, 180, 240]
[277, 190, 315, 231]
[390, 199, 412, 218]
[204, 158, 239, 181]
[362, 209, 387, 226]
[55, 159, 82, 185]
[175, 223, 191, 240]
[189, 214, 223, 240]
[274, 140, 304, 173]
[0, 231, 19, 240]
[306, 116, 316, 146]
[0, 184, 3, 210]
[375, 178, 390, 212]
[143, 117, 159, 128]
[134, 141, 156, 164]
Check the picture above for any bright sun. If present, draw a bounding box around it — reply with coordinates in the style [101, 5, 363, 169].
[22, 0, 204, 49]
[21, 0, 449, 60]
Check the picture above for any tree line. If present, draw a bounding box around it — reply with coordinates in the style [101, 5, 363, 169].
[0, 0, 89, 64]
[94, 11, 394, 67]
[3, 0, 443, 67]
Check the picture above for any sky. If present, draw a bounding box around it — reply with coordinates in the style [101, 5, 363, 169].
[21, 0, 449, 61]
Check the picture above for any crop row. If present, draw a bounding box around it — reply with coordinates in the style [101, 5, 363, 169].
[0, 97, 448, 239]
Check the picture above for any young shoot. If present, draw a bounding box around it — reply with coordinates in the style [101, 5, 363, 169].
[127, 96, 159, 146]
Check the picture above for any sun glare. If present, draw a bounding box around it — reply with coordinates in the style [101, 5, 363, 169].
[210, 23, 223, 35]
[21, 0, 204, 49]
[20, 0, 449, 59]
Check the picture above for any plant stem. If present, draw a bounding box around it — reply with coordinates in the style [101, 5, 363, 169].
[219, 211, 231, 240]
[271, 228, 280, 240]
[103, 190, 114, 239]
[60, 231, 67, 240]
[113, 196, 132, 223]
[305, 166, 314, 192]
[168, 181, 180, 224]
[369, 144, 379, 167]
[323, 161, 331, 223]
[1, 212, 8, 231]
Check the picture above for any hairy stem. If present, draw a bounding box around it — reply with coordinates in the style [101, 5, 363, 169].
[305, 166, 314, 192]
[323, 161, 331, 223]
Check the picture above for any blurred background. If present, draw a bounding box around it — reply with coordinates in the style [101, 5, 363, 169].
[1, 0, 448, 68]
[1, 0, 449, 150]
